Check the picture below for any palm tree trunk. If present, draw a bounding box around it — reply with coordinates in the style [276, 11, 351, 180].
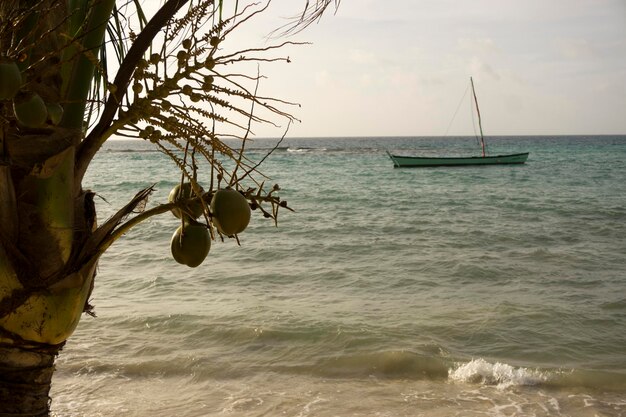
[0, 136, 98, 416]
[0, 343, 62, 416]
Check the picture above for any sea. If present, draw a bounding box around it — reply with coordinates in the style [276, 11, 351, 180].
[50, 135, 626, 416]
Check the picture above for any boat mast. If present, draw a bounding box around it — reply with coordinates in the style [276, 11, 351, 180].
[470, 77, 486, 157]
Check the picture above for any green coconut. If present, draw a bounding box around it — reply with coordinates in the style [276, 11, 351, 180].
[168, 182, 204, 220]
[170, 223, 211, 267]
[13, 93, 47, 128]
[46, 102, 64, 125]
[0, 61, 22, 100]
[210, 189, 251, 236]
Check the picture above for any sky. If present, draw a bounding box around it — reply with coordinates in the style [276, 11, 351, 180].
[149, 0, 626, 138]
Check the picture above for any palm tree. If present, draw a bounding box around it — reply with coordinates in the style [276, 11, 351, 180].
[0, 0, 336, 414]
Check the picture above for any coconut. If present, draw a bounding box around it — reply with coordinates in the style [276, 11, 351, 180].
[46, 102, 64, 125]
[13, 93, 47, 128]
[210, 189, 251, 236]
[168, 183, 204, 220]
[170, 223, 211, 267]
[0, 61, 22, 100]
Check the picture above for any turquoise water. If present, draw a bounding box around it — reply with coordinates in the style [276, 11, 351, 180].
[52, 136, 626, 416]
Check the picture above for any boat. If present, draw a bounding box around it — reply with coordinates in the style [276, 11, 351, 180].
[387, 151, 529, 167]
[387, 77, 529, 168]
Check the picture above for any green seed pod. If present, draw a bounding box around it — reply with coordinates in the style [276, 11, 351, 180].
[182, 85, 193, 96]
[204, 58, 216, 70]
[137, 59, 149, 70]
[170, 223, 210, 267]
[169, 182, 205, 220]
[13, 93, 47, 128]
[210, 189, 251, 236]
[149, 53, 161, 64]
[149, 129, 162, 143]
[46, 102, 64, 125]
[202, 75, 214, 92]
[0, 60, 22, 100]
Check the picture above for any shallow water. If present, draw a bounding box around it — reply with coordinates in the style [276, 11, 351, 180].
[51, 136, 626, 416]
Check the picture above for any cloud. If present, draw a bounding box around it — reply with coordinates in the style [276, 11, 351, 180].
[314, 70, 331, 87]
[552, 38, 597, 60]
[457, 37, 500, 55]
[358, 73, 374, 87]
[349, 49, 377, 65]
[468, 57, 501, 81]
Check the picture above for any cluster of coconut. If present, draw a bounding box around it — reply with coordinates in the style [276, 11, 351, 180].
[168, 183, 251, 267]
[0, 59, 63, 127]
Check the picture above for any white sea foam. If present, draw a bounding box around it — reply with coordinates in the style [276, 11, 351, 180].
[449, 358, 548, 389]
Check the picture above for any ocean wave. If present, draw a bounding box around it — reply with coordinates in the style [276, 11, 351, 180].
[449, 358, 626, 391]
[102, 141, 472, 156]
[548, 368, 626, 392]
[449, 358, 547, 388]
[600, 299, 626, 310]
[247, 145, 289, 152]
[287, 147, 327, 153]
[282, 146, 387, 154]
[104, 148, 161, 153]
[280, 350, 450, 380]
